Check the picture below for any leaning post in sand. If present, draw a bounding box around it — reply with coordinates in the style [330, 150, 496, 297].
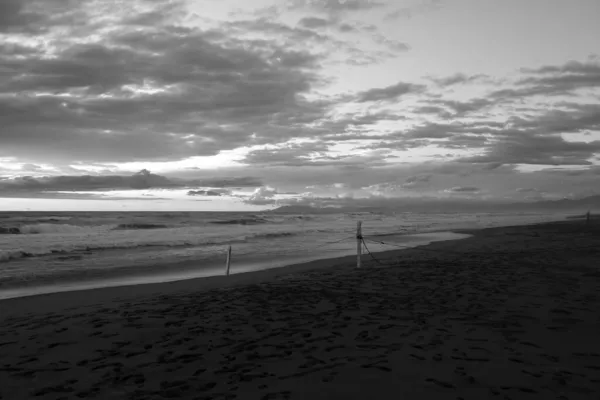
[586, 210, 591, 224]
[225, 245, 232, 276]
[356, 221, 362, 268]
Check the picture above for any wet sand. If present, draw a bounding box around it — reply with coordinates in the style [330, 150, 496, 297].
[1, 219, 599, 399]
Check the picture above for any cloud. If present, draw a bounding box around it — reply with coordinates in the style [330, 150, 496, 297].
[0, 0, 74, 34]
[0, 170, 264, 192]
[417, 98, 493, 117]
[240, 141, 330, 166]
[371, 33, 411, 52]
[298, 16, 331, 29]
[287, 0, 384, 14]
[0, 0, 331, 164]
[355, 82, 425, 102]
[403, 174, 432, 188]
[187, 177, 264, 188]
[489, 60, 600, 99]
[187, 190, 223, 197]
[20, 163, 43, 172]
[338, 23, 357, 32]
[384, 0, 443, 21]
[0, 169, 172, 192]
[364, 174, 432, 194]
[460, 134, 600, 166]
[244, 186, 278, 205]
[516, 188, 539, 193]
[428, 73, 488, 87]
[453, 103, 600, 166]
[444, 186, 481, 193]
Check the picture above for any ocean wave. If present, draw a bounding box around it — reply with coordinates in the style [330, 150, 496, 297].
[18, 224, 113, 235]
[111, 223, 169, 230]
[0, 229, 310, 264]
[0, 227, 21, 234]
[0, 250, 34, 262]
[251, 232, 296, 239]
[209, 217, 269, 225]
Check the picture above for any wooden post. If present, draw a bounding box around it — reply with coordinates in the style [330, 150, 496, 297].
[356, 221, 362, 268]
[225, 245, 232, 276]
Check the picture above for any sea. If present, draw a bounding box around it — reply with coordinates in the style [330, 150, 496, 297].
[0, 211, 567, 300]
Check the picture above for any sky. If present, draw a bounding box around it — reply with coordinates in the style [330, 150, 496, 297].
[1, 0, 599, 211]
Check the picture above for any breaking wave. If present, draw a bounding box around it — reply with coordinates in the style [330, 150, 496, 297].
[0, 228, 307, 264]
[209, 217, 270, 225]
[18, 224, 113, 235]
[0, 250, 35, 262]
[112, 223, 169, 230]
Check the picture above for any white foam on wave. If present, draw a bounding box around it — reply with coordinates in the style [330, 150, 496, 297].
[19, 223, 114, 235]
[0, 250, 29, 262]
[0, 222, 332, 263]
[0, 213, 564, 273]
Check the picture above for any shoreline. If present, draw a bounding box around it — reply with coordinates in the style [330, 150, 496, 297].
[0, 217, 569, 316]
[0, 231, 469, 306]
[0, 218, 572, 314]
[1, 218, 599, 399]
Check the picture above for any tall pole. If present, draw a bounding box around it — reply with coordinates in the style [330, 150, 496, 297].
[225, 245, 232, 276]
[356, 221, 362, 268]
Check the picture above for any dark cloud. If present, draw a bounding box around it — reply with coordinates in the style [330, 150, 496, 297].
[0, 169, 173, 192]
[187, 190, 223, 197]
[240, 142, 330, 166]
[404, 123, 456, 139]
[187, 177, 264, 188]
[445, 186, 481, 193]
[401, 174, 432, 189]
[538, 166, 600, 177]
[320, 110, 406, 134]
[516, 188, 539, 193]
[412, 105, 451, 117]
[428, 73, 488, 87]
[432, 134, 490, 150]
[241, 143, 393, 169]
[489, 60, 600, 99]
[0, 0, 332, 163]
[338, 23, 356, 32]
[355, 82, 425, 103]
[0, 0, 77, 34]
[446, 103, 600, 166]
[405, 174, 431, 184]
[298, 16, 331, 29]
[0, 170, 264, 192]
[505, 103, 600, 134]
[418, 98, 493, 117]
[461, 134, 600, 166]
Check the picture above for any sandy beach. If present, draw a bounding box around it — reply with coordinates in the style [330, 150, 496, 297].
[1, 219, 599, 399]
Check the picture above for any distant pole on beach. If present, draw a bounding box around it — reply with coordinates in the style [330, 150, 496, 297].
[586, 210, 591, 224]
[356, 221, 362, 268]
[225, 245, 232, 276]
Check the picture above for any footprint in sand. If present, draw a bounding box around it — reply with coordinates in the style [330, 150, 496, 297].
[424, 378, 455, 389]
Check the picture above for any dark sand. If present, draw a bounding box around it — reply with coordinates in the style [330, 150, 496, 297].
[1, 220, 599, 399]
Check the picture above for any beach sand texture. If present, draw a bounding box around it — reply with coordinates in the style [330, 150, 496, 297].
[1, 220, 599, 399]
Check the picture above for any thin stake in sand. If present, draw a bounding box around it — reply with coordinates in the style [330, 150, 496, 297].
[356, 220, 362, 268]
[225, 245, 232, 276]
